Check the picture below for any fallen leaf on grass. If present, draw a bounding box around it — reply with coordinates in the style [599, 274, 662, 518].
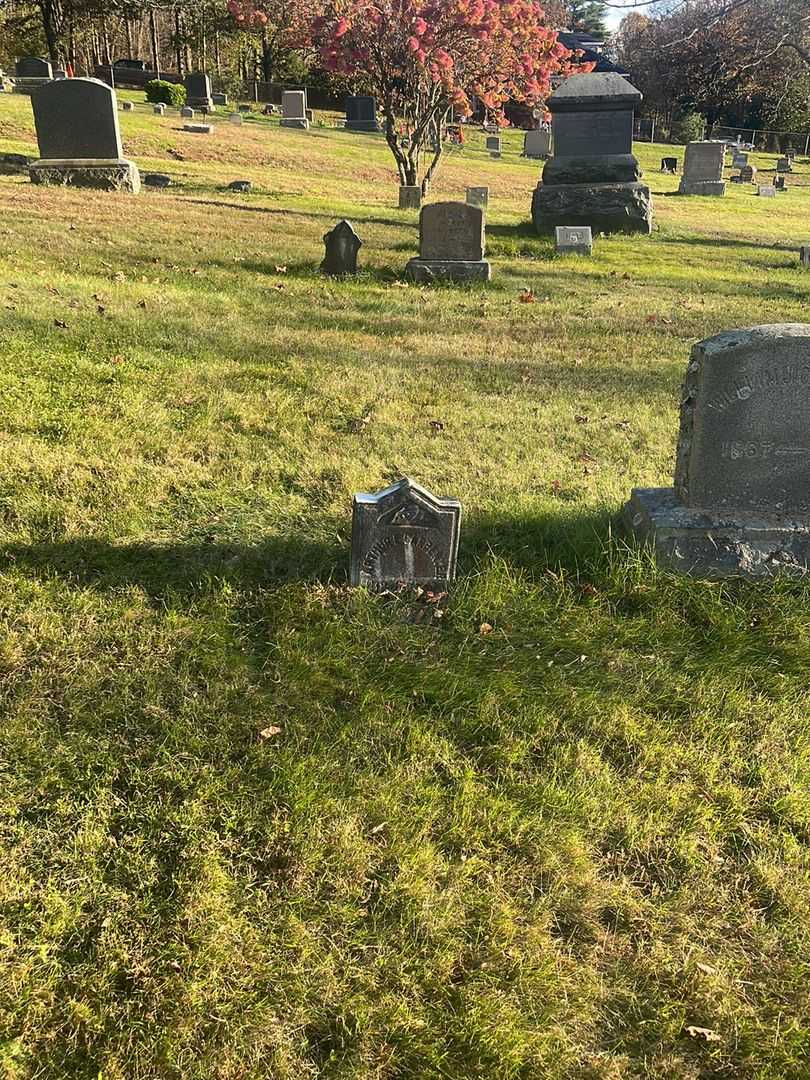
[259, 725, 282, 739]
[575, 414, 589, 424]
[54, 319, 67, 329]
[109, 355, 125, 365]
[696, 962, 718, 976]
[518, 288, 535, 303]
[479, 622, 494, 635]
[429, 419, 444, 434]
[96, 305, 106, 315]
[274, 265, 287, 274]
[685, 1026, 722, 1043]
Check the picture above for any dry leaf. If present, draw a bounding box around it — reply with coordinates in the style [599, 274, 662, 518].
[259, 725, 282, 739]
[575, 414, 589, 424]
[518, 288, 535, 303]
[429, 419, 444, 434]
[274, 265, 287, 274]
[685, 1026, 722, 1043]
[479, 622, 494, 635]
[137, 299, 147, 309]
[110, 354, 124, 365]
[696, 962, 717, 976]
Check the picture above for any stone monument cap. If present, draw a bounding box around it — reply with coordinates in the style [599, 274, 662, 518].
[548, 72, 642, 112]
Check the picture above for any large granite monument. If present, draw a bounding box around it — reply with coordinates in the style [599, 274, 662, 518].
[29, 78, 140, 192]
[184, 72, 214, 110]
[405, 201, 490, 283]
[13, 56, 52, 95]
[532, 72, 652, 235]
[345, 95, 380, 132]
[625, 325, 810, 577]
[678, 141, 726, 196]
[351, 477, 461, 591]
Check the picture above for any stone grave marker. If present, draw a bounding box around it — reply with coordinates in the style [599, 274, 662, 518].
[732, 152, 748, 168]
[321, 220, 362, 276]
[180, 106, 194, 118]
[555, 225, 592, 255]
[0, 152, 32, 174]
[678, 141, 726, 196]
[184, 71, 213, 110]
[345, 95, 380, 132]
[466, 186, 489, 209]
[122, 101, 134, 111]
[280, 90, 308, 129]
[13, 56, 52, 94]
[406, 201, 490, 282]
[29, 77, 140, 192]
[774, 175, 786, 191]
[739, 164, 756, 182]
[144, 173, 171, 187]
[486, 134, 502, 155]
[350, 477, 461, 590]
[523, 129, 551, 159]
[229, 112, 243, 125]
[758, 184, 776, 197]
[532, 72, 652, 235]
[153, 103, 166, 115]
[624, 324, 810, 577]
[399, 185, 421, 210]
[776, 157, 791, 173]
[661, 156, 677, 173]
[801, 246, 810, 267]
[183, 123, 211, 134]
[228, 179, 251, 192]
[212, 92, 228, 106]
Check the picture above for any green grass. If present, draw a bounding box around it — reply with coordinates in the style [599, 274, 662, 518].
[1, 89, 810, 1078]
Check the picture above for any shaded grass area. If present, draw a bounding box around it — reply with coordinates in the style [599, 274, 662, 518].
[1, 90, 810, 1079]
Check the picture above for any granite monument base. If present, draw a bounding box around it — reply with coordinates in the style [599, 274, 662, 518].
[624, 487, 810, 578]
[678, 180, 726, 196]
[405, 258, 491, 283]
[29, 158, 141, 193]
[346, 120, 380, 132]
[280, 118, 309, 130]
[532, 180, 652, 235]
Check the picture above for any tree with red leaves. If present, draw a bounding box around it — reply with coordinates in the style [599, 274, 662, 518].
[304, 0, 585, 190]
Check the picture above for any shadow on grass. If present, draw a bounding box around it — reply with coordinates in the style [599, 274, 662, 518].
[182, 198, 413, 231]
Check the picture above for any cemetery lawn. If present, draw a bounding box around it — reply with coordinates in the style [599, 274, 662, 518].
[3, 92, 810, 1080]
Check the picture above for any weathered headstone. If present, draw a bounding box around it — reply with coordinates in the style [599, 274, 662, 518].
[114, 58, 147, 70]
[228, 179, 251, 192]
[406, 201, 490, 282]
[184, 71, 213, 110]
[532, 72, 652, 235]
[180, 106, 194, 119]
[321, 220, 362, 276]
[153, 102, 166, 115]
[183, 123, 211, 134]
[29, 77, 140, 192]
[776, 157, 791, 173]
[485, 135, 502, 155]
[345, 94, 380, 132]
[801, 246, 810, 267]
[465, 186, 489, 209]
[625, 325, 810, 577]
[758, 184, 776, 197]
[122, 100, 134, 111]
[732, 152, 748, 168]
[678, 141, 726, 196]
[229, 111, 243, 125]
[212, 92, 228, 106]
[555, 225, 592, 255]
[13, 56, 52, 95]
[774, 175, 786, 191]
[0, 152, 32, 174]
[661, 156, 677, 173]
[280, 90, 308, 129]
[739, 164, 756, 183]
[399, 185, 421, 210]
[350, 477, 461, 590]
[144, 172, 171, 187]
[524, 129, 551, 159]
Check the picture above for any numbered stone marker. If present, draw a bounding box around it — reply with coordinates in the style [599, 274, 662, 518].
[624, 325, 810, 577]
[351, 477, 461, 590]
[555, 225, 592, 255]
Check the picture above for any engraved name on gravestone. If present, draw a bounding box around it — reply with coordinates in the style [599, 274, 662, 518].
[350, 477, 461, 590]
[625, 326, 810, 578]
[420, 201, 484, 261]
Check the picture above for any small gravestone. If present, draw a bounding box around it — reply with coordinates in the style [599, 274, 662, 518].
[555, 225, 592, 255]
[144, 173, 171, 187]
[466, 186, 488, 209]
[732, 152, 748, 168]
[183, 123, 211, 134]
[661, 156, 677, 173]
[758, 184, 776, 197]
[122, 100, 134, 111]
[739, 164, 756, 183]
[532, 72, 652, 235]
[153, 103, 166, 115]
[181, 106, 194, 119]
[678, 141, 726, 196]
[238, 104, 252, 113]
[801, 246, 810, 267]
[212, 92, 228, 106]
[399, 185, 421, 210]
[776, 157, 791, 173]
[280, 90, 308, 129]
[229, 112, 243, 125]
[13, 56, 52, 94]
[29, 77, 140, 192]
[406, 201, 490, 283]
[774, 175, 786, 191]
[350, 477, 461, 591]
[0, 152, 32, 174]
[262, 103, 276, 116]
[625, 324, 810, 577]
[345, 95, 380, 132]
[486, 134, 501, 155]
[321, 219, 362, 276]
[228, 179, 251, 192]
[184, 71, 213, 110]
[523, 129, 551, 159]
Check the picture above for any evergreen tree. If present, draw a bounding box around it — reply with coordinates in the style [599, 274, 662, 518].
[566, 0, 607, 39]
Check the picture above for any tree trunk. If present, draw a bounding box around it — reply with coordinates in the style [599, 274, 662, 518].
[175, 9, 183, 76]
[125, 17, 133, 56]
[261, 27, 274, 83]
[149, 8, 160, 74]
[38, 0, 64, 66]
[214, 25, 221, 76]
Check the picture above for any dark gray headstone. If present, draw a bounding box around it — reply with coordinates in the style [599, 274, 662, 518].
[350, 477, 461, 590]
[228, 179, 251, 192]
[184, 71, 213, 108]
[280, 90, 308, 128]
[661, 156, 677, 173]
[549, 72, 640, 158]
[321, 220, 361, 276]
[345, 95, 379, 132]
[524, 129, 551, 158]
[15, 57, 52, 78]
[625, 325, 810, 577]
[32, 77, 122, 159]
[801, 246, 810, 267]
[144, 173, 171, 187]
[399, 185, 421, 209]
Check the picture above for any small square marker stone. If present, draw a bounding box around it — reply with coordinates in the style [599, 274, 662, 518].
[180, 106, 194, 118]
[555, 225, 592, 255]
[465, 186, 488, 209]
[122, 101, 134, 111]
[183, 123, 211, 134]
[228, 111, 243, 125]
[758, 184, 776, 197]
[399, 185, 421, 210]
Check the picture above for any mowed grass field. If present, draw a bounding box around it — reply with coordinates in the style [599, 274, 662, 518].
[1, 89, 810, 1079]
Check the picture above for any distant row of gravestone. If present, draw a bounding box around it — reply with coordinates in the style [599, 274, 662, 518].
[358, 326, 810, 591]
